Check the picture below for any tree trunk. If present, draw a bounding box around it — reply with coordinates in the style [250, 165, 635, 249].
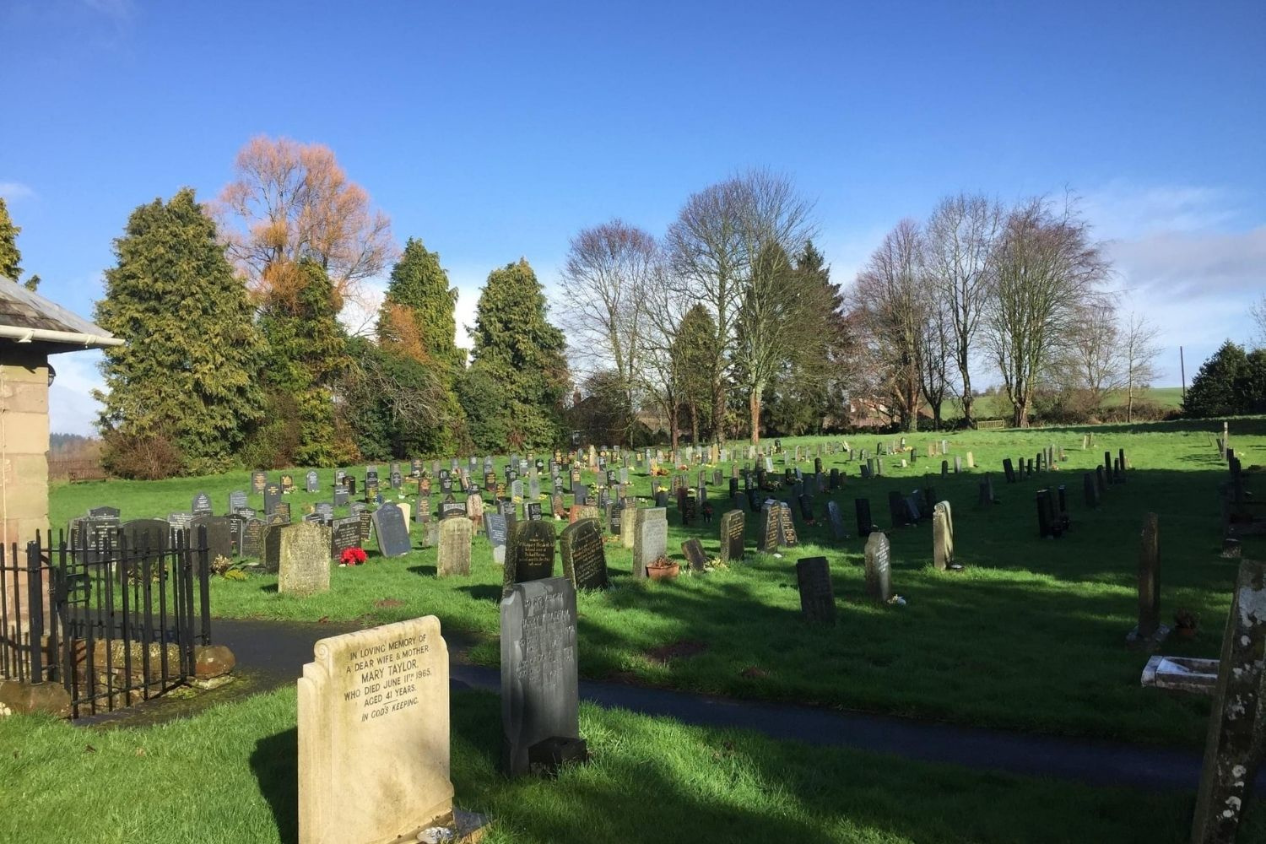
[712, 380, 726, 446]
[931, 403, 942, 431]
[962, 377, 974, 427]
[1126, 383, 1135, 423]
[690, 402, 700, 446]
[1014, 398, 1029, 428]
[670, 401, 680, 452]
[749, 388, 762, 446]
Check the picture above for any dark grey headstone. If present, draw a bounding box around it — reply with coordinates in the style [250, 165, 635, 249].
[864, 532, 891, 604]
[503, 519, 556, 597]
[682, 538, 708, 572]
[501, 578, 582, 777]
[330, 516, 361, 561]
[192, 493, 213, 517]
[371, 503, 411, 558]
[796, 556, 836, 625]
[560, 518, 608, 591]
[191, 516, 232, 567]
[827, 500, 847, 541]
[719, 509, 744, 564]
[306, 470, 319, 493]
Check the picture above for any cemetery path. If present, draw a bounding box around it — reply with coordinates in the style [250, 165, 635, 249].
[211, 618, 1213, 793]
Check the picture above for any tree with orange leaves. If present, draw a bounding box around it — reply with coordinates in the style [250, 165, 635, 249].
[216, 135, 396, 310]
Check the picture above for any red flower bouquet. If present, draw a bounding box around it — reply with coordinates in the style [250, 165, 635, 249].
[340, 547, 368, 567]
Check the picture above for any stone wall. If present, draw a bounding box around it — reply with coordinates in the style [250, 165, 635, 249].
[0, 348, 50, 552]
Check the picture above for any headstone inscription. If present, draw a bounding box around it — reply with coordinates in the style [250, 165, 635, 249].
[864, 532, 892, 604]
[251, 471, 267, 495]
[281, 474, 295, 495]
[241, 518, 265, 559]
[229, 490, 249, 513]
[372, 503, 411, 558]
[297, 617, 454, 844]
[560, 518, 609, 590]
[191, 493, 213, 517]
[437, 516, 473, 577]
[632, 508, 668, 578]
[796, 557, 836, 625]
[502, 520, 556, 597]
[778, 501, 799, 547]
[719, 510, 745, 564]
[278, 523, 332, 596]
[264, 483, 282, 515]
[761, 503, 780, 553]
[330, 516, 361, 561]
[500, 578, 585, 778]
[486, 512, 512, 565]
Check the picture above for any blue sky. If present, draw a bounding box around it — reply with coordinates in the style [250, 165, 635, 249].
[3, 0, 1263, 434]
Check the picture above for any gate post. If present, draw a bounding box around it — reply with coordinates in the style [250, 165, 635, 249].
[25, 537, 44, 684]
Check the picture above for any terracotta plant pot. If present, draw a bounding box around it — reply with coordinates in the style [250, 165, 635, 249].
[647, 563, 680, 581]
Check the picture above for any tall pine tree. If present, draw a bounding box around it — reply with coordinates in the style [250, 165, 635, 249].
[464, 259, 568, 450]
[0, 198, 22, 282]
[376, 237, 463, 369]
[95, 188, 264, 476]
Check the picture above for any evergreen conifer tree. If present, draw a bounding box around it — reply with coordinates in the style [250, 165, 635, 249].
[95, 188, 264, 476]
[465, 259, 568, 450]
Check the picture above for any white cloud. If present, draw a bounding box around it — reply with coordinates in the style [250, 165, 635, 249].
[0, 182, 35, 201]
[48, 351, 105, 436]
[1082, 181, 1242, 240]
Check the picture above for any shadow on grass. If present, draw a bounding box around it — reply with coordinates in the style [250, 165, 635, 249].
[250, 727, 299, 844]
[260, 583, 278, 594]
[407, 564, 438, 577]
[459, 584, 503, 604]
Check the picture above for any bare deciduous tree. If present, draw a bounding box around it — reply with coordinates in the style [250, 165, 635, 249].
[1251, 294, 1266, 350]
[637, 263, 692, 450]
[557, 220, 657, 444]
[923, 193, 1002, 426]
[853, 219, 926, 432]
[217, 135, 396, 309]
[919, 294, 954, 430]
[1118, 311, 1161, 422]
[1061, 303, 1123, 415]
[985, 196, 1109, 427]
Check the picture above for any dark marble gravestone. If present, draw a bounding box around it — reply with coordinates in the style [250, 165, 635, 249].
[306, 470, 320, 493]
[190, 516, 232, 567]
[191, 493, 213, 517]
[888, 491, 910, 528]
[229, 490, 248, 513]
[761, 502, 780, 553]
[778, 502, 799, 547]
[500, 577, 585, 777]
[486, 512, 512, 565]
[681, 538, 708, 572]
[502, 520, 557, 598]
[827, 500, 847, 541]
[241, 518, 265, 559]
[796, 556, 836, 625]
[1083, 472, 1099, 508]
[264, 483, 282, 515]
[560, 518, 609, 591]
[329, 516, 361, 561]
[121, 519, 170, 561]
[719, 509, 745, 564]
[371, 503, 411, 558]
[855, 498, 874, 537]
[1003, 458, 1016, 484]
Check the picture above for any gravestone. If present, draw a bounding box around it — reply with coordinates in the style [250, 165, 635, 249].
[827, 500, 847, 541]
[241, 518, 265, 559]
[502, 520, 556, 597]
[372, 503, 411, 558]
[778, 502, 799, 547]
[192, 492, 213, 517]
[251, 471, 267, 495]
[278, 523, 332, 596]
[856, 498, 873, 537]
[932, 502, 953, 571]
[229, 490, 248, 513]
[1190, 558, 1266, 844]
[122, 519, 170, 558]
[190, 516, 232, 566]
[264, 483, 282, 515]
[437, 516, 473, 577]
[486, 513, 512, 565]
[864, 532, 892, 604]
[719, 510, 745, 564]
[330, 516, 361, 561]
[466, 493, 485, 530]
[796, 556, 836, 626]
[620, 504, 638, 549]
[888, 491, 910, 528]
[305, 470, 319, 493]
[297, 616, 454, 844]
[761, 503, 780, 552]
[1083, 472, 1099, 508]
[632, 508, 668, 578]
[681, 538, 708, 572]
[333, 485, 349, 507]
[500, 578, 584, 777]
[560, 518, 609, 590]
[281, 474, 295, 495]
[1003, 458, 1016, 484]
[1127, 513, 1168, 649]
[440, 497, 466, 520]
[829, 468, 840, 490]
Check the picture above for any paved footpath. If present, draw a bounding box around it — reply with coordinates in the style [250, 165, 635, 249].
[198, 618, 1218, 793]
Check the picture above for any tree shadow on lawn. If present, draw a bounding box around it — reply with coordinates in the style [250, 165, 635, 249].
[407, 564, 438, 577]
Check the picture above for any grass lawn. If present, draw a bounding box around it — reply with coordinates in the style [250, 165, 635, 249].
[48, 417, 1266, 747]
[0, 687, 1240, 844]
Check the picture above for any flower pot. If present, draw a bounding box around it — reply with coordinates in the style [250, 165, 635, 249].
[647, 563, 680, 581]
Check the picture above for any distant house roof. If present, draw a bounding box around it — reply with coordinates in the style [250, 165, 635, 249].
[0, 277, 122, 354]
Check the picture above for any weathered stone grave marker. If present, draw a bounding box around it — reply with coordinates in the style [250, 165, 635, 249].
[437, 517, 473, 577]
[560, 518, 608, 591]
[864, 531, 892, 604]
[278, 522, 332, 596]
[796, 556, 836, 625]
